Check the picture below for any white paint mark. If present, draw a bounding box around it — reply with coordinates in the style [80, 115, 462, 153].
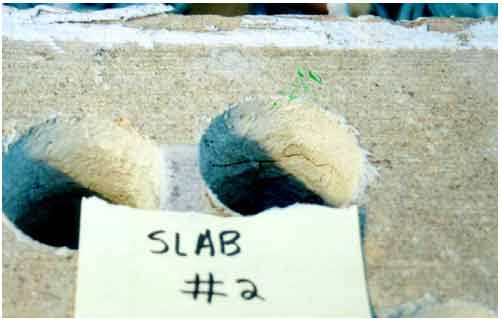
[2, 4, 173, 24]
[2, 5, 497, 50]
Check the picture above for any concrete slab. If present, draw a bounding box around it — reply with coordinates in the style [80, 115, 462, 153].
[2, 7, 498, 317]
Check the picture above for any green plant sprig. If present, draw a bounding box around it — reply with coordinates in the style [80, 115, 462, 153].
[272, 67, 322, 108]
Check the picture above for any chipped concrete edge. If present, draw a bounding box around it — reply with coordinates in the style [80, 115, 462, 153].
[1, 4, 175, 24]
[2, 4, 498, 51]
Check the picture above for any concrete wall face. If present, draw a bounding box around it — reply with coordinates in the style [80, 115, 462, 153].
[2, 9, 498, 317]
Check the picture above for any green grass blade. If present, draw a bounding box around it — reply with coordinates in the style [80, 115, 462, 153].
[308, 70, 322, 84]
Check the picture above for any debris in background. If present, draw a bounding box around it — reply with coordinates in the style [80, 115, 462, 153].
[4, 3, 498, 20]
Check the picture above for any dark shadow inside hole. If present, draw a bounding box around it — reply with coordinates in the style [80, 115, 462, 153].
[2, 134, 105, 249]
[13, 190, 94, 249]
[199, 112, 328, 216]
[212, 161, 327, 215]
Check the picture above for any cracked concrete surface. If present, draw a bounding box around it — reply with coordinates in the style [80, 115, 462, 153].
[199, 100, 375, 215]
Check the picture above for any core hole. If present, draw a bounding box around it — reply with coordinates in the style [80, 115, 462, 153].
[3, 134, 103, 249]
[199, 112, 328, 216]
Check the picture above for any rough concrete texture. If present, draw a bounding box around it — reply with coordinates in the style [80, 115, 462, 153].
[411, 299, 496, 318]
[378, 292, 496, 317]
[2, 11, 498, 317]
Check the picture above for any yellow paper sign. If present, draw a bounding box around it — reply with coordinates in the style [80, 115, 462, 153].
[75, 197, 370, 317]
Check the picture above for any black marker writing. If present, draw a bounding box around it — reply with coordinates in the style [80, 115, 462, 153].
[175, 232, 187, 256]
[148, 229, 241, 257]
[236, 278, 265, 301]
[220, 230, 241, 256]
[147, 230, 169, 254]
[180, 273, 227, 303]
[195, 229, 216, 256]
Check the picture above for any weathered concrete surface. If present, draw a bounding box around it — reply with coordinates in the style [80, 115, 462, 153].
[2, 12, 498, 317]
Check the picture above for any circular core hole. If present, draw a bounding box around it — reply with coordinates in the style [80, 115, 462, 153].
[2, 135, 101, 249]
[200, 132, 327, 216]
[199, 102, 367, 216]
[3, 117, 161, 249]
